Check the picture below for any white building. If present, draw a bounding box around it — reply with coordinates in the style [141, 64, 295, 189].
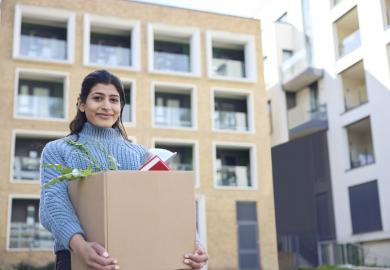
[257, 0, 390, 267]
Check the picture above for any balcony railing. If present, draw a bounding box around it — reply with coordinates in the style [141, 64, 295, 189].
[155, 106, 191, 127]
[90, 44, 131, 66]
[288, 104, 327, 130]
[212, 58, 245, 78]
[9, 222, 54, 249]
[281, 49, 309, 83]
[339, 30, 361, 57]
[20, 35, 66, 60]
[17, 95, 64, 119]
[154, 51, 190, 72]
[344, 86, 368, 111]
[350, 152, 375, 169]
[215, 111, 248, 131]
[170, 163, 193, 171]
[13, 156, 40, 180]
[216, 165, 250, 187]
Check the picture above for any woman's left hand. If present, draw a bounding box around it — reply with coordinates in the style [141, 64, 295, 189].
[183, 244, 208, 269]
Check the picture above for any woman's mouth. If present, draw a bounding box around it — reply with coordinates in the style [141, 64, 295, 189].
[96, 113, 113, 119]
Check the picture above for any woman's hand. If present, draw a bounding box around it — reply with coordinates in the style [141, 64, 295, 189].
[70, 234, 119, 270]
[183, 244, 208, 269]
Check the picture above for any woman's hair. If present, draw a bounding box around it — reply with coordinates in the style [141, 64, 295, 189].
[69, 70, 128, 140]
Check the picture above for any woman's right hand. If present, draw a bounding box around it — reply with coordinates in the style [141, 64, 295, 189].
[70, 234, 119, 270]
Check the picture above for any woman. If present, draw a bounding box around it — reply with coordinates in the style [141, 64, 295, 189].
[39, 70, 208, 270]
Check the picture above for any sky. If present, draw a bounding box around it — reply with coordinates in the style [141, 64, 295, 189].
[133, 0, 269, 18]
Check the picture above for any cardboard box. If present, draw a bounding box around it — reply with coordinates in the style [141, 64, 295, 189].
[68, 170, 196, 270]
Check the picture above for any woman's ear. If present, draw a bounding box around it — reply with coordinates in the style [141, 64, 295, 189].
[77, 97, 85, 112]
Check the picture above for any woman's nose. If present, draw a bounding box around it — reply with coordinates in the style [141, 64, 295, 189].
[101, 98, 111, 110]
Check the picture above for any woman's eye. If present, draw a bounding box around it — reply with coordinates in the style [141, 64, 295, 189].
[111, 98, 120, 103]
[93, 96, 103, 101]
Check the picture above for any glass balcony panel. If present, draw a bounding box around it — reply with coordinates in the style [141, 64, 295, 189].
[217, 165, 250, 187]
[344, 86, 368, 111]
[13, 156, 40, 180]
[215, 111, 248, 131]
[170, 163, 193, 171]
[212, 58, 245, 78]
[288, 104, 327, 130]
[17, 95, 64, 118]
[20, 35, 66, 60]
[154, 51, 190, 72]
[90, 44, 131, 66]
[9, 222, 54, 249]
[339, 31, 361, 57]
[154, 106, 191, 127]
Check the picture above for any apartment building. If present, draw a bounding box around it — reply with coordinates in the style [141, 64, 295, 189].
[0, 0, 278, 269]
[257, 0, 390, 268]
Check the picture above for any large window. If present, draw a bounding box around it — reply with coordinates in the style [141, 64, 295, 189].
[13, 134, 59, 181]
[207, 31, 256, 81]
[349, 181, 382, 234]
[13, 5, 75, 62]
[334, 7, 361, 58]
[340, 61, 368, 111]
[153, 84, 195, 129]
[148, 24, 200, 75]
[346, 118, 375, 169]
[16, 71, 66, 120]
[213, 92, 251, 132]
[8, 198, 54, 249]
[84, 14, 140, 69]
[215, 145, 254, 188]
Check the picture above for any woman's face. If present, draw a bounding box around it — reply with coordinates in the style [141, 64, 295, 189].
[78, 83, 121, 128]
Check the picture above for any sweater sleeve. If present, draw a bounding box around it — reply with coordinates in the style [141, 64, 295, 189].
[39, 141, 85, 251]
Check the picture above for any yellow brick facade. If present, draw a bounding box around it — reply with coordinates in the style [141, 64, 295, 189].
[0, 0, 278, 269]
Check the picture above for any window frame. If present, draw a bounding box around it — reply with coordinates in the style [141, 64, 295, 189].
[6, 194, 53, 252]
[151, 81, 198, 131]
[206, 30, 257, 83]
[211, 88, 255, 134]
[213, 141, 257, 190]
[120, 78, 136, 127]
[13, 4, 75, 64]
[14, 68, 69, 122]
[147, 23, 201, 77]
[10, 129, 66, 184]
[83, 14, 140, 71]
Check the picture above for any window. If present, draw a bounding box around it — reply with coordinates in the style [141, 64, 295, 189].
[286, 92, 297, 109]
[207, 31, 257, 82]
[213, 91, 251, 132]
[340, 61, 368, 111]
[13, 5, 75, 63]
[236, 201, 260, 269]
[346, 117, 375, 169]
[8, 197, 54, 249]
[154, 143, 194, 171]
[121, 81, 135, 124]
[148, 24, 200, 75]
[349, 181, 382, 234]
[215, 144, 255, 188]
[153, 83, 195, 129]
[84, 14, 140, 70]
[334, 7, 361, 58]
[15, 70, 67, 120]
[12, 134, 60, 181]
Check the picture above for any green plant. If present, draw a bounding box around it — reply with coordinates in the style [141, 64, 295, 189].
[44, 139, 120, 188]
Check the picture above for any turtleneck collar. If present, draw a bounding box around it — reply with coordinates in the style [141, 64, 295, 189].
[78, 122, 123, 142]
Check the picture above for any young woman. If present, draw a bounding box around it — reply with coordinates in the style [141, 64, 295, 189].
[39, 70, 208, 270]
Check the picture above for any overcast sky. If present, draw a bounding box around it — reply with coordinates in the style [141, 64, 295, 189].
[133, 0, 269, 18]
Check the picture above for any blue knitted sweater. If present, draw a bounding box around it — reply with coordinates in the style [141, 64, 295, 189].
[39, 122, 147, 252]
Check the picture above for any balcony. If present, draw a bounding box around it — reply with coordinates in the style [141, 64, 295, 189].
[154, 106, 191, 127]
[170, 163, 193, 171]
[216, 165, 250, 187]
[288, 104, 328, 139]
[13, 156, 40, 180]
[17, 95, 64, 119]
[90, 44, 131, 66]
[281, 48, 323, 92]
[212, 58, 245, 78]
[9, 222, 54, 249]
[215, 111, 248, 131]
[20, 35, 66, 60]
[339, 30, 361, 58]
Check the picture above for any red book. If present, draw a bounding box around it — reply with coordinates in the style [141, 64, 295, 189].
[139, 155, 171, 171]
